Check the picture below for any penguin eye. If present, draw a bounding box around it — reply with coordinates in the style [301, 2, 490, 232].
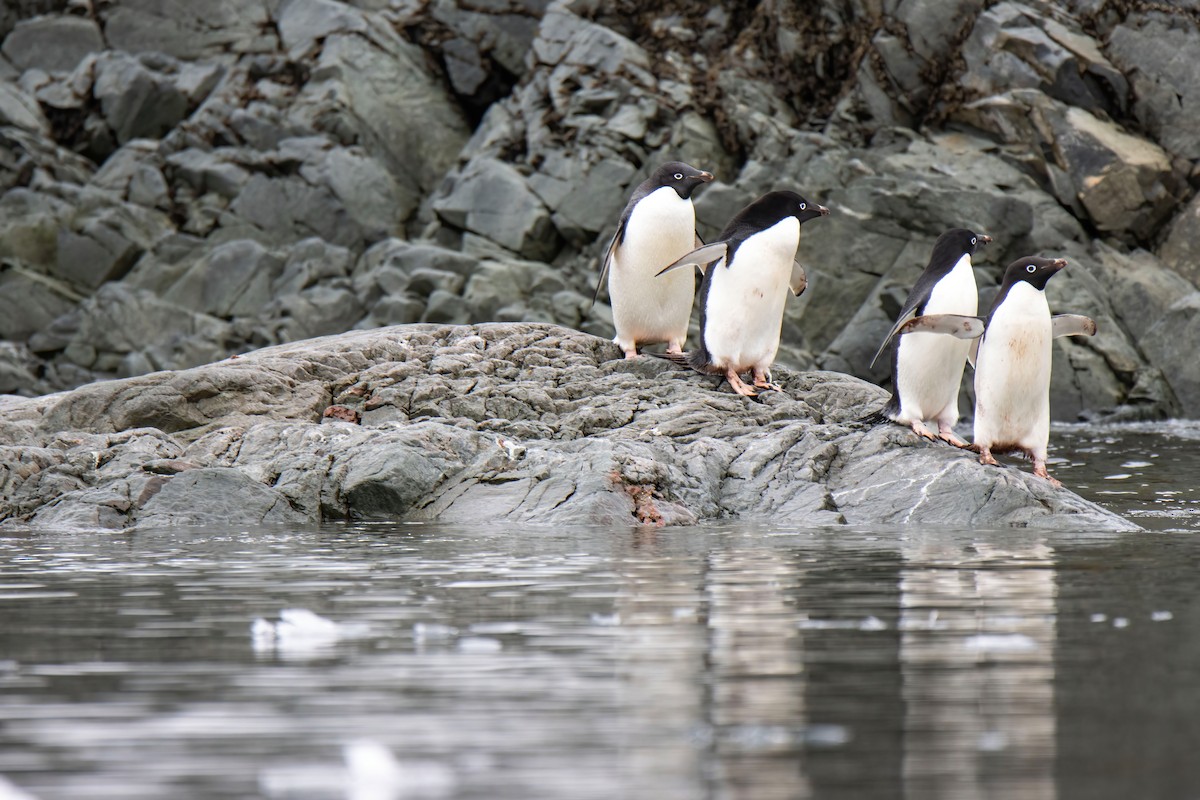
[1026, 264, 1037, 274]
[799, 202, 806, 210]
[673, 172, 684, 180]
[971, 237, 977, 245]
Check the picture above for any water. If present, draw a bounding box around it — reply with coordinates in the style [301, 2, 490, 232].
[1, 424, 1200, 800]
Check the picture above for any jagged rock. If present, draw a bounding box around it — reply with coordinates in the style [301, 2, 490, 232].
[100, 0, 280, 60]
[1140, 293, 1200, 415]
[433, 158, 562, 260]
[1, 15, 103, 73]
[92, 52, 190, 145]
[0, 323, 1135, 531]
[0, 81, 48, 133]
[1106, 10, 1200, 161]
[163, 239, 283, 318]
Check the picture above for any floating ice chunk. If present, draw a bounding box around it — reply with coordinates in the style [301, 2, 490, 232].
[961, 634, 1037, 652]
[859, 616, 887, 631]
[345, 741, 456, 800]
[1112, 617, 1130, 629]
[259, 742, 455, 800]
[1090, 613, 1107, 623]
[590, 612, 621, 626]
[456, 637, 502, 654]
[1121, 461, 1153, 469]
[0, 776, 40, 800]
[977, 731, 1009, 752]
[412, 622, 458, 642]
[1151, 611, 1174, 622]
[251, 609, 369, 659]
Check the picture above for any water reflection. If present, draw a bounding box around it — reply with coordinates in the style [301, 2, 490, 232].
[0, 524, 1197, 800]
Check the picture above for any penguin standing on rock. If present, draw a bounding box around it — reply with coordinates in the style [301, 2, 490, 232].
[970, 256, 1097, 487]
[594, 161, 713, 359]
[870, 228, 991, 446]
[654, 190, 828, 397]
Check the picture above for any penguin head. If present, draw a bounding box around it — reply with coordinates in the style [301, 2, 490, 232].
[650, 161, 714, 200]
[732, 190, 830, 233]
[1004, 256, 1067, 291]
[929, 228, 992, 268]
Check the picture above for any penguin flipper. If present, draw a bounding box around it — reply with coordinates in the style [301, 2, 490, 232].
[790, 260, 807, 297]
[869, 307, 919, 369]
[1052, 314, 1097, 338]
[590, 228, 621, 309]
[968, 336, 981, 369]
[897, 314, 985, 340]
[655, 242, 729, 278]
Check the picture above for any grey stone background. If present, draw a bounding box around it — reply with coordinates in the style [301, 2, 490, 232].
[1, 0, 1199, 422]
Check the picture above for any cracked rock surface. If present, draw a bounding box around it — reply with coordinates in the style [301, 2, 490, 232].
[0, 322, 1133, 531]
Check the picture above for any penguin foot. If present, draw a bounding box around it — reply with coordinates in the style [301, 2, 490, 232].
[725, 369, 759, 397]
[753, 379, 783, 392]
[938, 432, 970, 449]
[751, 369, 781, 392]
[910, 421, 938, 441]
[1032, 462, 1062, 488]
[622, 348, 640, 360]
[665, 342, 684, 356]
[978, 449, 999, 467]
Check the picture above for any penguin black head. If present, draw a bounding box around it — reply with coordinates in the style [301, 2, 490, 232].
[928, 228, 991, 270]
[1003, 256, 1067, 292]
[722, 190, 829, 238]
[648, 161, 714, 200]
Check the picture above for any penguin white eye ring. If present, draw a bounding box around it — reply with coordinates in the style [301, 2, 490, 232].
[1026, 264, 1037, 273]
[673, 172, 684, 180]
[971, 236, 977, 245]
[799, 202, 806, 210]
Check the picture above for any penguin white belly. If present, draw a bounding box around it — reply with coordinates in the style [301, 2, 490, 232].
[893, 255, 978, 425]
[702, 218, 799, 372]
[609, 188, 697, 350]
[973, 284, 1052, 455]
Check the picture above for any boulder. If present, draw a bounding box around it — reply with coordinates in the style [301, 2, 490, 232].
[0, 323, 1135, 531]
[1, 15, 104, 74]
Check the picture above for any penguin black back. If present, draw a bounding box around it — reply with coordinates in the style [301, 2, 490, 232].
[613, 161, 713, 247]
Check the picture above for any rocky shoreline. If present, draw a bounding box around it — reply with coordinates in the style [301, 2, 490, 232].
[0, 322, 1134, 531]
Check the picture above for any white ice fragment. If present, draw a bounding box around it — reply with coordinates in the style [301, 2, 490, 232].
[859, 616, 887, 631]
[0, 776, 40, 800]
[977, 731, 1009, 752]
[961, 634, 1037, 652]
[1090, 613, 1107, 623]
[412, 622, 458, 642]
[590, 612, 621, 626]
[1112, 617, 1130, 629]
[251, 609, 369, 659]
[344, 741, 456, 800]
[1121, 461, 1153, 469]
[1104, 474, 1133, 480]
[804, 724, 851, 747]
[1151, 611, 1174, 622]
[456, 636, 502, 654]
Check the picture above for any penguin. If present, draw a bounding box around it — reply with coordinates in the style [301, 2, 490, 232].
[970, 256, 1097, 487]
[594, 161, 714, 359]
[870, 228, 992, 446]
[653, 190, 828, 397]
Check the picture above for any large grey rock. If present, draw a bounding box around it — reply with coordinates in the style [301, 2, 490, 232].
[93, 52, 190, 145]
[1, 15, 103, 73]
[0, 323, 1135, 531]
[100, 0, 279, 60]
[433, 158, 562, 260]
[1106, 11, 1200, 161]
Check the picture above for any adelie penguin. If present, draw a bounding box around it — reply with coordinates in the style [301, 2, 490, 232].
[870, 228, 992, 446]
[969, 256, 1096, 487]
[594, 161, 713, 359]
[654, 190, 828, 397]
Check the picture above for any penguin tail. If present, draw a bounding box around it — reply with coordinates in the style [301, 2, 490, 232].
[858, 394, 899, 425]
[648, 350, 719, 376]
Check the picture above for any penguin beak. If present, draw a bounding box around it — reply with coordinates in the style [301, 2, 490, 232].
[817, 205, 830, 216]
[1051, 258, 1067, 270]
[978, 234, 993, 245]
[698, 171, 714, 183]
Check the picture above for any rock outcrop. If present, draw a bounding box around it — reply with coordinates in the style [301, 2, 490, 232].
[0, 323, 1134, 531]
[1, 0, 1199, 426]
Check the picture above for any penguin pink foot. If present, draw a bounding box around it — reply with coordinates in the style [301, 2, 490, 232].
[752, 368, 782, 392]
[977, 447, 999, 467]
[937, 422, 969, 448]
[911, 421, 938, 442]
[1031, 458, 1062, 488]
[725, 369, 759, 397]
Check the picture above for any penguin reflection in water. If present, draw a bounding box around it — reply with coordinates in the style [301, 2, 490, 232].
[595, 161, 713, 359]
[969, 256, 1096, 487]
[871, 228, 991, 446]
[654, 190, 828, 397]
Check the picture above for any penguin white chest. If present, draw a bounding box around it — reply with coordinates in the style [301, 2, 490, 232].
[609, 187, 697, 348]
[703, 217, 799, 371]
[973, 283, 1053, 453]
[894, 255, 978, 424]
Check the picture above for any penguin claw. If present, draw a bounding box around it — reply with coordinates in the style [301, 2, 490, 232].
[1032, 463, 1062, 488]
[938, 433, 970, 449]
[910, 422, 938, 441]
[979, 451, 999, 467]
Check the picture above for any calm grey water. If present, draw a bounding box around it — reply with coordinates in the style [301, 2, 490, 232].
[2, 423, 1200, 800]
